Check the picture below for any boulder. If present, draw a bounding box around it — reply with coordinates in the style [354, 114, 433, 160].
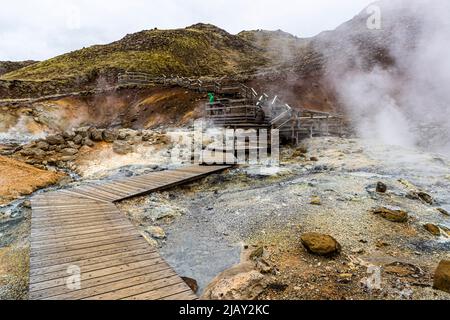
[372, 207, 409, 223]
[113, 141, 133, 155]
[75, 127, 91, 138]
[376, 182, 387, 193]
[32, 148, 47, 161]
[63, 131, 75, 140]
[73, 135, 83, 145]
[36, 141, 50, 151]
[66, 141, 79, 149]
[433, 260, 450, 294]
[61, 148, 78, 156]
[46, 134, 65, 145]
[82, 138, 95, 147]
[202, 264, 269, 300]
[145, 226, 166, 239]
[300, 232, 341, 256]
[89, 128, 104, 142]
[20, 147, 36, 157]
[102, 129, 118, 143]
[424, 224, 441, 236]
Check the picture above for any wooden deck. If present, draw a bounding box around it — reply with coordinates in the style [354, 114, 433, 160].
[29, 165, 230, 300]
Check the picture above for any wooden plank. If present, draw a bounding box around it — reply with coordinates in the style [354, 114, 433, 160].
[30, 239, 148, 265]
[85, 276, 184, 300]
[30, 243, 150, 270]
[30, 253, 161, 285]
[44, 269, 177, 301]
[124, 282, 191, 300]
[30, 234, 141, 257]
[31, 229, 140, 250]
[29, 164, 230, 300]
[31, 225, 137, 243]
[30, 247, 153, 276]
[29, 264, 171, 300]
[30, 259, 169, 292]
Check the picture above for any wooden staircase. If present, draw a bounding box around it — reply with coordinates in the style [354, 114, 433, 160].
[117, 72, 346, 145]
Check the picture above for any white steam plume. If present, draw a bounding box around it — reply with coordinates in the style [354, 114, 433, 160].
[325, 0, 450, 155]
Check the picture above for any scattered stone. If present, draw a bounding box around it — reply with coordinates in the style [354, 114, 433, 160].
[424, 224, 441, 236]
[141, 132, 154, 142]
[181, 277, 199, 294]
[61, 148, 78, 156]
[22, 200, 31, 208]
[145, 226, 166, 239]
[375, 239, 390, 248]
[75, 127, 90, 138]
[73, 135, 83, 145]
[376, 182, 387, 193]
[46, 134, 65, 145]
[36, 141, 50, 151]
[385, 262, 423, 278]
[140, 232, 158, 248]
[310, 157, 319, 162]
[89, 128, 104, 142]
[433, 260, 450, 294]
[66, 141, 79, 149]
[300, 232, 341, 257]
[372, 207, 409, 223]
[267, 282, 288, 292]
[408, 190, 434, 205]
[418, 192, 434, 205]
[437, 208, 449, 216]
[113, 141, 134, 155]
[117, 131, 128, 140]
[310, 196, 322, 206]
[82, 138, 95, 147]
[250, 246, 264, 261]
[337, 273, 353, 284]
[102, 129, 118, 143]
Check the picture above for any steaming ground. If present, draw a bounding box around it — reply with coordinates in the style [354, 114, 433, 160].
[323, 0, 450, 156]
[0, 134, 449, 299]
[117, 137, 450, 299]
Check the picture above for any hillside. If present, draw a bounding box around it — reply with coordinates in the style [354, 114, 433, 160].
[1, 24, 267, 82]
[238, 29, 309, 67]
[0, 61, 37, 76]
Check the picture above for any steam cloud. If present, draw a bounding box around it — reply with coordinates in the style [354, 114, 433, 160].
[325, 0, 450, 156]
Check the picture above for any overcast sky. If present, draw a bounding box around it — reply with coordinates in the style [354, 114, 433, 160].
[0, 0, 374, 61]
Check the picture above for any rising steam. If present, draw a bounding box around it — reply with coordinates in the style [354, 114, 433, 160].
[324, 0, 450, 156]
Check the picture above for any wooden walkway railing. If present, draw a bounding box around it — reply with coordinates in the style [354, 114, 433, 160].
[117, 72, 348, 142]
[29, 165, 230, 300]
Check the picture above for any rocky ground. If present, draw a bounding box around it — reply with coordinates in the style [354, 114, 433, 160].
[119, 137, 450, 300]
[0, 135, 449, 300]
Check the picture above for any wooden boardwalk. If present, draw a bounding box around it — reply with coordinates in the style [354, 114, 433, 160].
[29, 165, 230, 300]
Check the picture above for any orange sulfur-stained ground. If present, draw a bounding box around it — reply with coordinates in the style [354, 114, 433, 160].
[0, 156, 65, 205]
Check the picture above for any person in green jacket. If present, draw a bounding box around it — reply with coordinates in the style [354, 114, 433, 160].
[208, 92, 215, 104]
